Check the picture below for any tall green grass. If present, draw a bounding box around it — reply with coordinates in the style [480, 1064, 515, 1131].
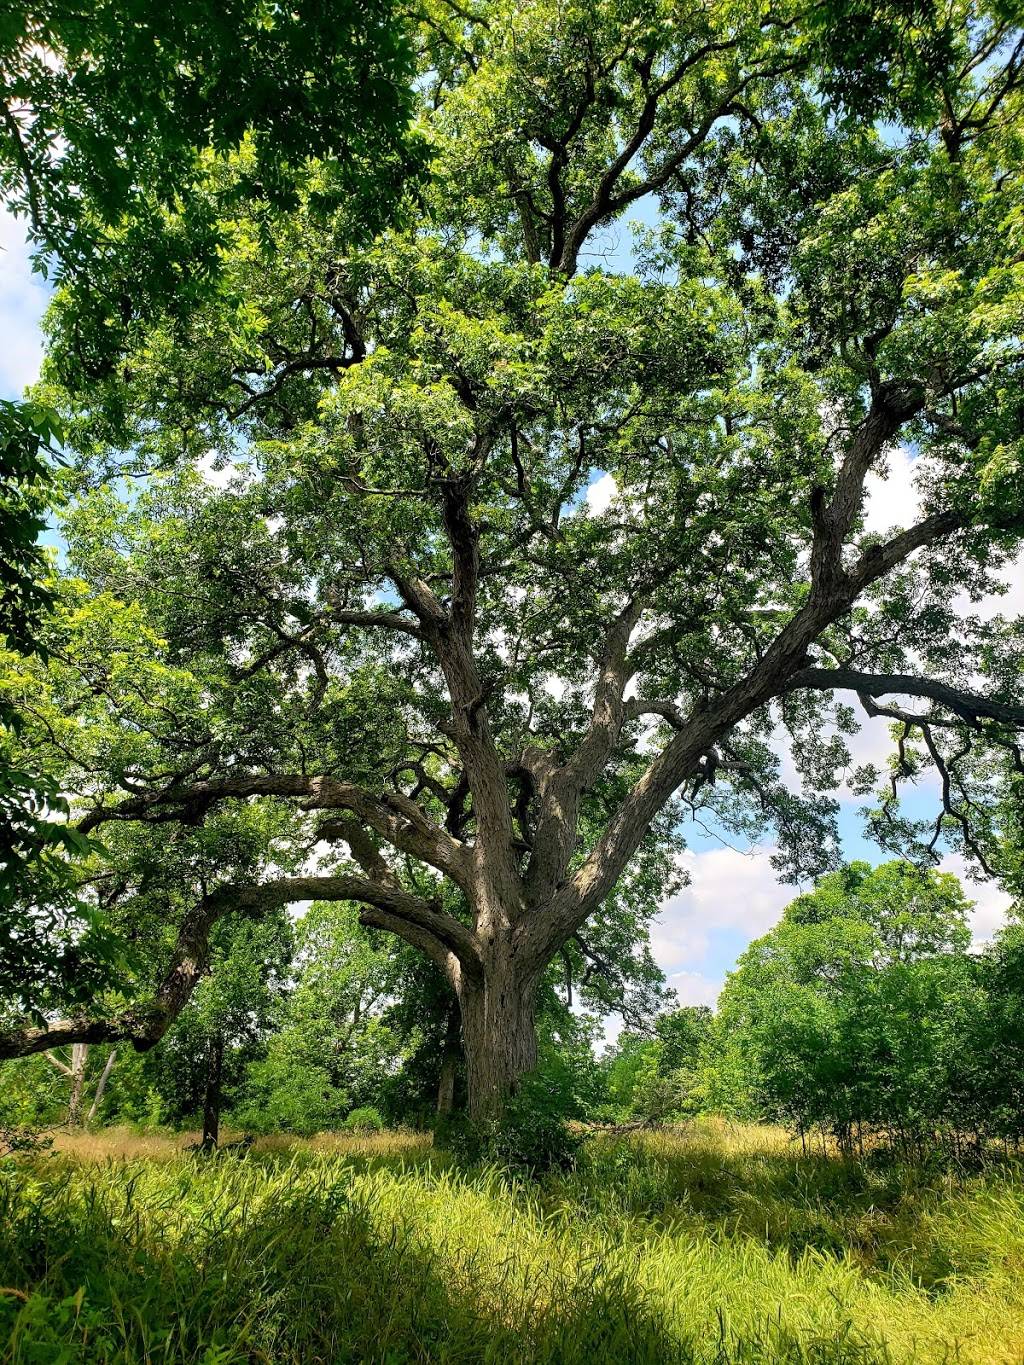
[1, 1120, 1022, 1363]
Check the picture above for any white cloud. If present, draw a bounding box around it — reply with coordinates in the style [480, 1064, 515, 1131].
[938, 852, 1013, 946]
[0, 210, 50, 397]
[586, 471, 616, 514]
[863, 445, 921, 535]
[669, 969, 723, 1008]
[650, 843, 794, 976]
[648, 912, 713, 973]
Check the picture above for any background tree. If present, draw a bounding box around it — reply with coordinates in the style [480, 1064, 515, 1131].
[0, 0, 426, 1014]
[603, 1005, 714, 1122]
[713, 861, 1007, 1153]
[2, 0, 1023, 1118]
[972, 918, 1024, 1148]
[233, 903, 411, 1135]
[139, 914, 293, 1147]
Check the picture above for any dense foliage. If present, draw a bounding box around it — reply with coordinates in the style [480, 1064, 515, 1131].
[600, 863, 1024, 1159]
[2, 1, 425, 343]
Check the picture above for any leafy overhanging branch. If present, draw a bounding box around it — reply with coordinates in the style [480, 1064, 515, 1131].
[782, 667, 1024, 729]
[0, 872, 479, 1061]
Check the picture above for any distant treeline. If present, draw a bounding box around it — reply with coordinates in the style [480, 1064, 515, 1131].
[607, 863, 1024, 1158]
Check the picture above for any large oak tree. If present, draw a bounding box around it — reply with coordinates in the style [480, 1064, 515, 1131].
[3, 0, 1024, 1115]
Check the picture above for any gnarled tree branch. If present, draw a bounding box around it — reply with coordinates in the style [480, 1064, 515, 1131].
[782, 666, 1024, 728]
[0, 872, 481, 1061]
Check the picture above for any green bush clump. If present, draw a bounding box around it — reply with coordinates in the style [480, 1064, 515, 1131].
[342, 1105, 386, 1134]
[439, 1077, 582, 1176]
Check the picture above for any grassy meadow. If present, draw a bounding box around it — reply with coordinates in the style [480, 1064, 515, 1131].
[1, 1120, 1022, 1364]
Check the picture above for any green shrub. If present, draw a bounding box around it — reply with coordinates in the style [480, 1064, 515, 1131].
[342, 1105, 385, 1134]
[230, 1062, 349, 1135]
[439, 1075, 582, 1176]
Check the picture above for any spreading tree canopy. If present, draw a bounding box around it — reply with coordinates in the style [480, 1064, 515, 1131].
[3, 0, 1024, 1115]
[0, 0, 425, 998]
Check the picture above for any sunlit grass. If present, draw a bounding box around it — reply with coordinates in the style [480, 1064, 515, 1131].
[49, 1124, 433, 1164]
[2, 1119, 1022, 1362]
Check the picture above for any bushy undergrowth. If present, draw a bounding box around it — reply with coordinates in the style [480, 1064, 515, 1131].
[342, 1105, 386, 1134]
[1, 1120, 1023, 1363]
[439, 1077, 583, 1175]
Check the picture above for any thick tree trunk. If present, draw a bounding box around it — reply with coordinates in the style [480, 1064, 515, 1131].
[201, 1032, 224, 1150]
[459, 965, 538, 1119]
[436, 1002, 461, 1116]
[67, 1043, 89, 1126]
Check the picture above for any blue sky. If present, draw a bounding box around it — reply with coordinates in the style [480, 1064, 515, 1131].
[2, 205, 1016, 1013]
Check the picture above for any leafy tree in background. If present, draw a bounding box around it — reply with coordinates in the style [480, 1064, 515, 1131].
[141, 913, 293, 1146]
[604, 1005, 714, 1122]
[232, 903, 411, 1135]
[714, 861, 1008, 1152]
[970, 918, 1024, 1146]
[0, 0, 425, 1008]
[3, 0, 1024, 1118]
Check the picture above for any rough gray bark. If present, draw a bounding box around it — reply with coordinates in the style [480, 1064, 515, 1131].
[86, 1048, 117, 1123]
[436, 1004, 461, 1116]
[458, 963, 540, 1119]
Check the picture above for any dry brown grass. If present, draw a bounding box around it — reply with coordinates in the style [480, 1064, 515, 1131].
[49, 1124, 433, 1164]
[49, 1126, 188, 1161]
[254, 1128, 433, 1160]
